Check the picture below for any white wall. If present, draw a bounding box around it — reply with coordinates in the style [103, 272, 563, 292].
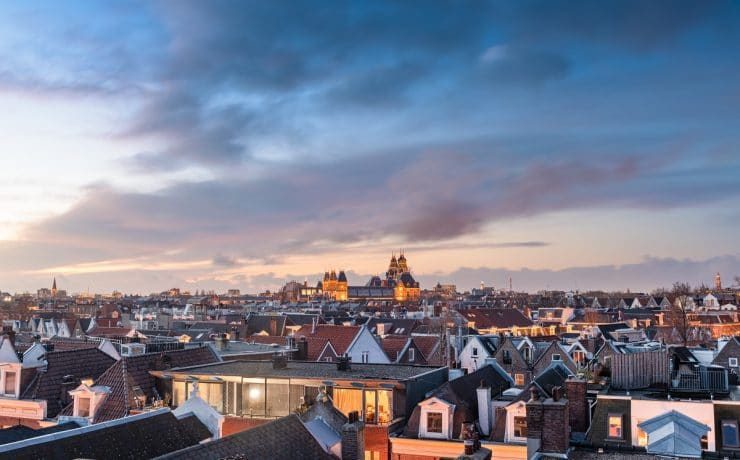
[347, 327, 390, 364]
[630, 399, 717, 451]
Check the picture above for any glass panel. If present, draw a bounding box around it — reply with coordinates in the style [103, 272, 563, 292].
[242, 381, 266, 417]
[290, 384, 306, 412]
[4, 372, 15, 395]
[427, 412, 443, 433]
[201, 382, 223, 413]
[722, 420, 739, 447]
[364, 390, 376, 423]
[173, 381, 187, 407]
[377, 390, 392, 424]
[333, 388, 362, 418]
[266, 380, 290, 417]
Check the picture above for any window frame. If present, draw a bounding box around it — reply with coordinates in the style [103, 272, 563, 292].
[607, 413, 623, 440]
[426, 411, 444, 434]
[552, 353, 562, 361]
[3, 371, 16, 396]
[408, 348, 415, 362]
[729, 357, 738, 368]
[77, 396, 92, 418]
[513, 415, 528, 438]
[514, 373, 525, 386]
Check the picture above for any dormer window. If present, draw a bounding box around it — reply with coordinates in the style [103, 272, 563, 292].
[408, 348, 415, 362]
[552, 353, 561, 361]
[472, 347, 478, 357]
[419, 398, 453, 440]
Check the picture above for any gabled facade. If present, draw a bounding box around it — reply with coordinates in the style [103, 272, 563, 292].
[532, 341, 578, 376]
[493, 337, 532, 387]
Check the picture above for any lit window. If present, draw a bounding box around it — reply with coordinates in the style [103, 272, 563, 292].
[324, 357, 333, 362]
[408, 348, 415, 362]
[515, 374, 525, 386]
[427, 412, 443, 433]
[78, 397, 91, 417]
[3, 372, 16, 396]
[637, 424, 648, 446]
[514, 416, 528, 438]
[723, 420, 739, 448]
[364, 451, 381, 460]
[608, 414, 623, 439]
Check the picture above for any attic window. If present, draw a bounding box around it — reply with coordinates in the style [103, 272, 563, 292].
[427, 412, 443, 433]
[514, 416, 528, 438]
[408, 348, 415, 362]
[552, 354, 562, 361]
[730, 357, 738, 368]
[472, 347, 478, 357]
[3, 372, 16, 396]
[132, 385, 146, 409]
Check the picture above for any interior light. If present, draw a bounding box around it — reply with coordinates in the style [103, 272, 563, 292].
[249, 387, 261, 400]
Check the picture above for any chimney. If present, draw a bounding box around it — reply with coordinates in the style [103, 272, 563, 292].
[295, 337, 308, 361]
[565, 377, 588, 433]
[461, 422, 481, 455]
[272, 354, 287, 369]
[525, 389, 543, 460]
[337, 355, 351, 371]
[476, 382, 492, 436]
[527, 386, 570, 457]
[311, 317, 317, 334]
[341, 411, 365, 460]
[60, 374, 79, 408]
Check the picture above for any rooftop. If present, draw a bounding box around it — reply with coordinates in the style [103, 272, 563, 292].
[157, 359, 445, 382]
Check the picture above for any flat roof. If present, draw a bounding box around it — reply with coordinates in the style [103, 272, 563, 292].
[158, 360, 445, 382]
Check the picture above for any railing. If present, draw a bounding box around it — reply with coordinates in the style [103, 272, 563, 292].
[670, 366, 729, 393]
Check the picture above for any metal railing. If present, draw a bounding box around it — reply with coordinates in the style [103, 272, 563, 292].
[670, 366, 729, 393]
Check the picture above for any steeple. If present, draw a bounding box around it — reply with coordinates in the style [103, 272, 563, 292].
[51, 276, 57, 298]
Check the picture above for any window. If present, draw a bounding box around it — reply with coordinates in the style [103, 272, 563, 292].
[408, 348, 415, 362]
[722, 420, 739, 448]
[78, 397, 91, 417]
[503, 350, 512, 364]
[362, 351, 369, 363]
[364, 451, 381, 460]
[324, 357, 333, 362]
[552, 353, 562, 361]
[522, 346, 532, 363]
[243, 382, 266, 417]
[472, 347, 478, 357]
[427, 412, 443, 433]
[334, 388, 392, 424]
[3, 372, 16, 396]
[514, 416, 528, 438]
[730, 357, 738, 368]
[608, 414, 623, 439]
[515, 374, 525, 386]
[266, 380, 289, 417]
[637, 423, 648, 447]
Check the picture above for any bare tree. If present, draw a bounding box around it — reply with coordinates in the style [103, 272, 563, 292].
[671, 281, 692, 296]
[666, 295, 690, 346]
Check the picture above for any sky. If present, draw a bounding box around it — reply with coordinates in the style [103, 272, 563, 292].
[0, 0, 739, 295]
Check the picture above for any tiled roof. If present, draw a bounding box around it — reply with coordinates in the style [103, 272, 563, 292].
[380, 336, 410, 362]
[47, 337, 99, 351]
[0, 410, 210, 460]
[90, 346, 220, 423]
[0, 421, 80, 445]
[411, 335, 442, 364]
[294, 324, 360, 355]
[21, 348, 117, 418]
[155, 414, 334, 460]
[460, 308, 533, 329]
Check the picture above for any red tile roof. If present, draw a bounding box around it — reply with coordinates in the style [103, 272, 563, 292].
[410, 335, 442, 364]
[293, 324, 360, 356]
[87, 326, 132, 337]
[380, 336, 409, 362]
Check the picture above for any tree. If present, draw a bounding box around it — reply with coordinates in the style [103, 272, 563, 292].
[671, 282, 692, 297]
[666, 296, 690, 346]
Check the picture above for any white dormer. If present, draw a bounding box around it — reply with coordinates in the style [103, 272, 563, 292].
[173, 381, 224, 439]
[0, 338, 22, 398]
[504, 401, 528, 444]
[69, 383, 111, 421]
[418, 397, 455, 440]
[120, 342, 146, 357]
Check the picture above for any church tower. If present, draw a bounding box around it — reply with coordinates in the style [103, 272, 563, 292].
[51, 277, 57, 298]
[715, 272, 722, 290]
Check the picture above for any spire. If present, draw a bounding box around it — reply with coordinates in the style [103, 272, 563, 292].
[52, 277, 57, 290]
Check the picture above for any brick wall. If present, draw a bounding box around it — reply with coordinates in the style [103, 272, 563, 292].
[541, 400, 569, 453]
[365, 424, 390, 459]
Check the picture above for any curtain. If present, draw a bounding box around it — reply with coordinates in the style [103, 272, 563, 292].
[333, 388, 362, 417]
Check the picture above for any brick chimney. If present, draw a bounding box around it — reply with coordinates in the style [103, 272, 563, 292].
[341, 410, 365, 460]
[337, 355, 351, 371]
[565, 377, 588, 433]
[294, 337, 308, 361]
[527, 386, 570, 456]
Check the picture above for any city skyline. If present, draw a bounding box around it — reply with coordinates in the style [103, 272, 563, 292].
[1, 1, 739, 293]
